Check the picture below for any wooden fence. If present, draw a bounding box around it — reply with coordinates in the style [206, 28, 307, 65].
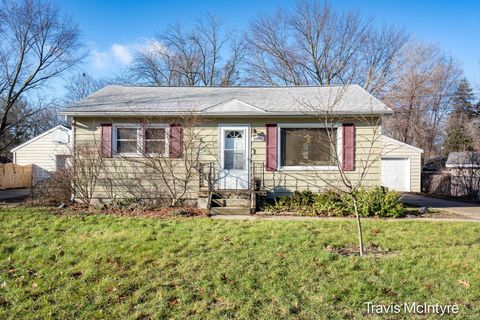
[0, 163, 33, 190]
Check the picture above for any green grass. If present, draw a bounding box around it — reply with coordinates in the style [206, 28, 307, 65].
[1, 207, 479, 319]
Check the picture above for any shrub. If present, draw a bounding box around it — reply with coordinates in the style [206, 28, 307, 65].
[264, 187, 405, 218]
[354, 187, 405, 218]
[27, 177, 71, 206]
[312, 191, 349, 216]
[264, 190, 318, 215]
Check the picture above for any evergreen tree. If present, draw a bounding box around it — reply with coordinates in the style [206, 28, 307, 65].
[451, 78, 475, 116]
[443, 78, 476, 154]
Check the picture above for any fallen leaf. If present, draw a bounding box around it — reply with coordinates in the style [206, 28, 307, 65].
[168, 297, 178, 306]
[458, 280, 470, 288]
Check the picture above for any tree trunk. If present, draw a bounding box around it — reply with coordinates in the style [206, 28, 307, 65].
[352, 196, 364, 257]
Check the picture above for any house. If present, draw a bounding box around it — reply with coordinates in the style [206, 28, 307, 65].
[423, 152, 480, 200]
[11, 125, 72, 184]
[446, 151, 480, 169]
[381, 135, 423, 192]
[61, 85, 420, 210]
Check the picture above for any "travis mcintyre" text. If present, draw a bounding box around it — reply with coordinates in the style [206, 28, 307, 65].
[365, 302, 459, 316]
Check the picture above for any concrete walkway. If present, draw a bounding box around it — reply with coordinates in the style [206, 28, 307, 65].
[401, 194, 480, 220]
[211, 214, 480, 223]
[0, 188, 30, 202]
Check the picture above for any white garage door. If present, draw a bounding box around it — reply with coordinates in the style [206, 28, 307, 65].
[381, 158, 410, 192]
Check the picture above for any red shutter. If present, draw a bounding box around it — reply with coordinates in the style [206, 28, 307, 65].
[342, 123, 355, 171]
[265, 124, 277, 171]
[169, 124, 182, 158]
[100, 123, 112, 158]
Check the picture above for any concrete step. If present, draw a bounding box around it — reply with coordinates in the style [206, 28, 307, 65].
[211, 198, 250, 207]
[214, 190, 252, 199]
[210, 207, 253, 215]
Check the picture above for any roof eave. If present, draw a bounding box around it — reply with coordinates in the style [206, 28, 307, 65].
[60, 110, 393, 117]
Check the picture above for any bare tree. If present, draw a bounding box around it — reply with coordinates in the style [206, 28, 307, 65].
[383, 41, 461, 159]
[0, 0, 84, 152]
[295, 87, 386, 256]
[130, 14, 246, 86]
[246, 0, 408, 93]
[64, 73, 108, 103]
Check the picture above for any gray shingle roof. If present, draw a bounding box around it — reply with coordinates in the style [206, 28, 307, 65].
[61, 84, 392, 116]
[446, 152, 480, 167]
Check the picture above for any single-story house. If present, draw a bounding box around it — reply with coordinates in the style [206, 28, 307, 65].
[446, 151, 480, 169]
[11, 125, 72, 184]
[61, 85, 420, 211]
[381, 135, 423, 192]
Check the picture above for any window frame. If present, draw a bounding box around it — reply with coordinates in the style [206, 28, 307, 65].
[277, 123, 342, 171]
[112, 123, 169, 157]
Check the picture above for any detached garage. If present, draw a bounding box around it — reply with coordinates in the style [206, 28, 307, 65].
[381, 135, 423, 192]
[11, 125, 71, 184]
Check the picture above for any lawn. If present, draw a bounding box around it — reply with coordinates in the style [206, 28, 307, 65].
[1, 208, 479, 319]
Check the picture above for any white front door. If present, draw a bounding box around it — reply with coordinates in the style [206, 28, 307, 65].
[381, 157, 410, 192]
[219, 125, 250, 189]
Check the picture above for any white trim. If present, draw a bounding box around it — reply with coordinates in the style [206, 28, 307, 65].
[446, 164, 480, 168]
[277, 123, 342, 171]
[10, 125, 70, 153]
[112, 123, 169, 157]
[382, 135, 423, 153]
[218, 124, 250, 189]
[60, 110, 393, 117]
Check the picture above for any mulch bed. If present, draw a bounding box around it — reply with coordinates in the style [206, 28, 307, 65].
[48, 204, 208, 219]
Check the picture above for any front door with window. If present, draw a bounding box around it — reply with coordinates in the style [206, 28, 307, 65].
[219, 125, 249, 189]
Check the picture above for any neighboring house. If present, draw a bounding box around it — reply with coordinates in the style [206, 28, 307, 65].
[423, 152, 480, 200]
[11, 125, 72, 184]
[446, 152, 480, 169]
[446, 152, 480, 199]
[61, 85, 419, 208]
[381, 135, 423, 192]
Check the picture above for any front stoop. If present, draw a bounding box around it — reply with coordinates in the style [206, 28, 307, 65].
[208, 190, 256, 215]
[210, 207, 254, 215]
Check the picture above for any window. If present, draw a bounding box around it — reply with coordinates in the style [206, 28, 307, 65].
[145, 128, 166, 154]
[224, 130, 245, 170]
[114, 124, 168, 156]
[55, 155, 71, 170]
[116, 127, 138, 154]
[280, 126, 338, 168]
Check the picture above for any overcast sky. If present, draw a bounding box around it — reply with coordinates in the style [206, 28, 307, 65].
[58, 0, 480, 93]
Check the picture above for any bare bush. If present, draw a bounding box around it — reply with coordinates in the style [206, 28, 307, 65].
[52, 144, 104, 206]
[114, 113, 207, 206]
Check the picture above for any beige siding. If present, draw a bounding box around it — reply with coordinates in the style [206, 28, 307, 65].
[381, 137, 422, 192]
[73, 116, 383, 201]
[13, 128, 71, 184]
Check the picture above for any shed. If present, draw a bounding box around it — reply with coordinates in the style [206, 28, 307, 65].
[381, 135, 423, 192]
[11, 125, 72, 184]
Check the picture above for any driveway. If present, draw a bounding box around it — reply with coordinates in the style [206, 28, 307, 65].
[402, 194, 480, 220]
[0, 188, 30, 202]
